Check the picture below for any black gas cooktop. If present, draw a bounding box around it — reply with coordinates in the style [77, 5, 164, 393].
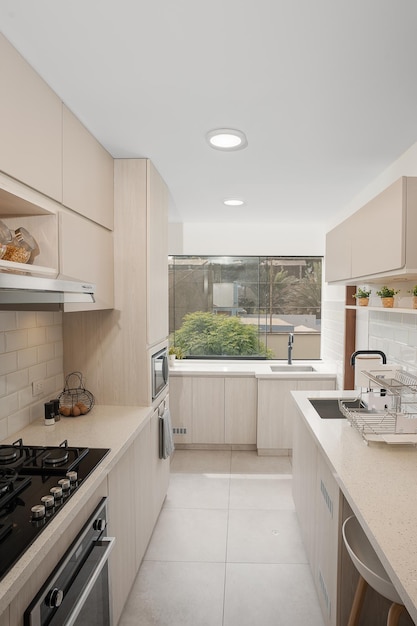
[0, 439, 109, 581]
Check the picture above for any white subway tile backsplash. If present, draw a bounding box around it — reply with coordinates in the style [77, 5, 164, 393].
[35, 311, 56, 327]
[28, 326, 47, 347]
[46, 324, 62, 343]
[8, 407, 31, 433]
[5, 329, 28, 352]
[0, 352, 18, 376]
[38, 342, 55, 363]
[0, 312, 17, 332]
[6, 369, 29, 395]
[17, 347, 38, 370]
[16, 311, 37, 329]
[0, 312, 64, 440]
[0, 392, 18, 419]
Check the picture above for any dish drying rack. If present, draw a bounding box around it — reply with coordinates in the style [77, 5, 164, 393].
[339, 370, 417, 445]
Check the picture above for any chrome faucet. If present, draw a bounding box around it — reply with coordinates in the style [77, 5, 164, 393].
[287, 333, 294, 364]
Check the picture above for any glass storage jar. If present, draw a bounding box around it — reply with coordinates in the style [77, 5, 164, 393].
[0, 222, 37, 264]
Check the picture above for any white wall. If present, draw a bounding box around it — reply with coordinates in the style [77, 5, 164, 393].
[169, 221, 326, 256]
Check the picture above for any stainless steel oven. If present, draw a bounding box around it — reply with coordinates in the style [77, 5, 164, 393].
[151, 346, 168, 400]
[24, 497, 115, 626]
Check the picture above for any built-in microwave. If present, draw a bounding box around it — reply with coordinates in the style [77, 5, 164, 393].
[151, 347, 169, 400]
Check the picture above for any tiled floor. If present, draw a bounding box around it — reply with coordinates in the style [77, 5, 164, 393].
[119, 450, 325, 626]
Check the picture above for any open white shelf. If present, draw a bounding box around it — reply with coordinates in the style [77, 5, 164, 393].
[0, 258, 57, 276]
[346, 305, 417, 314]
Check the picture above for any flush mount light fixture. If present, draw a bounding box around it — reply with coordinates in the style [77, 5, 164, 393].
[206, 128, 248, 151]
[223, 198, 245, 206]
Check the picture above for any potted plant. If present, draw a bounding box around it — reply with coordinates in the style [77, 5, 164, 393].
[352, 287, 371, 307]
[376, 286, 399, 308]
[408, 285, 417, 309]
[168, 345, 184, 365]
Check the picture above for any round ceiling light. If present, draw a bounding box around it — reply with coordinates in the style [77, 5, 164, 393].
[224, 198, 245, 206]
[206, 128, 248, 151]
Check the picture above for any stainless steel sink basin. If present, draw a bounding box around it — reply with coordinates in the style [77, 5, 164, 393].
[270, 365, 316, 372]
[309, 398, 363, 419]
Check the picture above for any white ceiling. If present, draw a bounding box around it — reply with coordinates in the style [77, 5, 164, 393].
[1, 0, 417, 226]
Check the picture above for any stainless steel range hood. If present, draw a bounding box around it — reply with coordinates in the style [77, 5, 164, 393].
[0, 272, 95, 309]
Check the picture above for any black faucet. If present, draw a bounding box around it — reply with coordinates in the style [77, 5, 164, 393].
[288, 333, 294, 364]
[350, 350, 387, 367]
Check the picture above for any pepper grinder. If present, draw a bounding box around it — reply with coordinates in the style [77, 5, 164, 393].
[44, 401, 55, 426]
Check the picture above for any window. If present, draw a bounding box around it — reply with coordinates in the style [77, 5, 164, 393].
[169, 256, 322, 359]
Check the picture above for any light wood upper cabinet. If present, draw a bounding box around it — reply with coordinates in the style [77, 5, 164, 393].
[326, 177, 417, 284]
[0, 34, 62, 202]
[63, 106, 114, 229]
[59, 210, 114, 311]
[147, 162, 169, 347]
[114, 159, 169, 349]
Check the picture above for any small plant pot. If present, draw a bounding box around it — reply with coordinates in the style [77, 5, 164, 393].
[381, 297, 394, 308]
[413, 296, 417, 309]
[169, 355, 176, 366]
[357, 298, 369, 307]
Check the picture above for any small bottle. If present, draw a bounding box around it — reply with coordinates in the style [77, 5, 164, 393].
[50, 398, 61, 422]
[44, 401, 55, 426]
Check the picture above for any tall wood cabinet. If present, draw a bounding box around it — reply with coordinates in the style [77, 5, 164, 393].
[63, 158, 169, 406]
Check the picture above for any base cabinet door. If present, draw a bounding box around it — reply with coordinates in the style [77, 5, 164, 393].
[314, 454, 340, 626]
[133, 421, 153, 569]
[257, 377, 336, 454]
[292, 408, 340, 626]
[225, 377, 257, 444]
[292, 409, 318, 566]
[150, 402, 170, 520]
[192, 377, 225, 444]
[107, 446, 137, 625]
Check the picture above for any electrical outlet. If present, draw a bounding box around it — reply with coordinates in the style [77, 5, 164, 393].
[32, 380, 44, 396]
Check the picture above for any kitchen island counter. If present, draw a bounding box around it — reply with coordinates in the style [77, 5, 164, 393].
[292, 389, 417, 624]
[0, 403, 154, 617]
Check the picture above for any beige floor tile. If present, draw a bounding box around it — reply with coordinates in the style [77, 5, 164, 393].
[145, 507, 228, 563]
[164, 473, 230, 509]
[171, 449, 231, 474]
[229, 475, 295, 510]
[223, 563, 325, 626]
[226, 509, 308, 564]
[119, 561, 225, 626]
[231, 450, 292, 474]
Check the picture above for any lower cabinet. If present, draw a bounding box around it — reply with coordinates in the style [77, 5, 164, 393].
[292, 407, 340, 626]
[108, 403, 170, 625]
[170, 375, 257, 446]
[257, 377, 336, 454]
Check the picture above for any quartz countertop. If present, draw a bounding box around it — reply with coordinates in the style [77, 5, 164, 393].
[169, 359, 337, 379]
[0, 403, 154, 615]
[291, 389, 417, 623]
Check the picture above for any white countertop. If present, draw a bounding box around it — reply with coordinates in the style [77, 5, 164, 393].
[291, 389, 417, 623]
[169, 359, 337, 379]
[0, 404, 154, 615]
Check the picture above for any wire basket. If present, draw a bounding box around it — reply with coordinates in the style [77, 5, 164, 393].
[58, 371, 95, 417]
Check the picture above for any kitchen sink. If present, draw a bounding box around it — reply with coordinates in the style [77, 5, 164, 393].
[270, 365, 316, 372]
[309, 398, 363, 419]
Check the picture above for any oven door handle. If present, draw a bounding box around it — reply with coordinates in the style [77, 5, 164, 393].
[49, 537, 115, 626]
